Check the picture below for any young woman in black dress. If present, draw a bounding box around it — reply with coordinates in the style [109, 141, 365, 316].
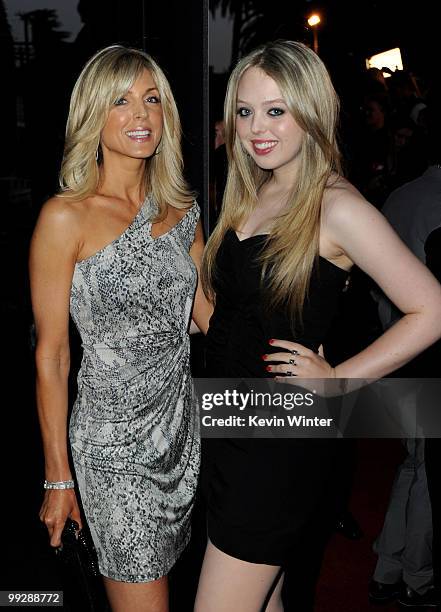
[195, 40, 441, 611]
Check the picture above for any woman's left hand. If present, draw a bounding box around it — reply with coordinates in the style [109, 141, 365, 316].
[263, 339, 336, 379]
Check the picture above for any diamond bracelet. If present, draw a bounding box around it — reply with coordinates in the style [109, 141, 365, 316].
[43, 479, 75, 490]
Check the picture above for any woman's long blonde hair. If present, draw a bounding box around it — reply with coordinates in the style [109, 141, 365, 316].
[202, 40, 342, 328]
[59, 45, 194, 215]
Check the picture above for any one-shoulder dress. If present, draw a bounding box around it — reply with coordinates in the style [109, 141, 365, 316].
[203, 229, 349, 565]
[69, 196, 200, 582]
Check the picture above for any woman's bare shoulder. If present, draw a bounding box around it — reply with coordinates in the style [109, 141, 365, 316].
[325, 174, 365, 202]
[32, 196, 96, 259]
[36, 195, 95, 233]
[170, 200, 196, 220]
[39, 195, 79, 221]
[322, 174, 372, 222]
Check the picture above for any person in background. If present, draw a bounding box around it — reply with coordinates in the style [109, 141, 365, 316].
[210, 117, 228, 231]
[389, 70, 427, 128]
[369, 82, 441, 609]
[214, 119, 226, 150]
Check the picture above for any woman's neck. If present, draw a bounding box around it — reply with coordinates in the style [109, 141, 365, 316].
[98, 154, 146, 204]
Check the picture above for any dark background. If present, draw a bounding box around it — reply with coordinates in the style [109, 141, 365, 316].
[209, 0, 437, 114]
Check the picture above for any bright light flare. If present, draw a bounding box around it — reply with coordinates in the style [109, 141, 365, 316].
[366, 48, 404, 73]
[307, 14, 321, 27]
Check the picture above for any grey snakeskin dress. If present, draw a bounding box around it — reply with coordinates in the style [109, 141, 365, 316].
[69, 195, 200, 582]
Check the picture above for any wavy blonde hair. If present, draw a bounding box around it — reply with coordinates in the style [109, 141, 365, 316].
[202, 40, 342, 327]
[59, 45, 194, 215]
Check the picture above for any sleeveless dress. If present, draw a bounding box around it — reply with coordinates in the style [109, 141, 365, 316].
[69, 195, 200, 582]
[202, 229, 349, 565]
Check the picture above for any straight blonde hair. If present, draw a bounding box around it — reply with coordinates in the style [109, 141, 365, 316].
[59, 45, 194, 215]
[202, 40, 342, 327]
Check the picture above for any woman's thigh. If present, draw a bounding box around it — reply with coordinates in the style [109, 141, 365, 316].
[194, 539, 282, 612]
[103, 575, 168, 612]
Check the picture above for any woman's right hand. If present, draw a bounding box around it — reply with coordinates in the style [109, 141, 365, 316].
[39, 489, 83, 547]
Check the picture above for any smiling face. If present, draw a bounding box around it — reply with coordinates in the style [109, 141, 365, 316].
[100, 68, 163, 161]
[235, 66, 305, 178]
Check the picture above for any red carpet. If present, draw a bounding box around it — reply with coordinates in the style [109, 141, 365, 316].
[315, 439, 406, 611]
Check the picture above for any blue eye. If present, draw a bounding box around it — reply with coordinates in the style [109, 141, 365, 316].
[268, 108, 284, 116]
[146, 95, 160, 104]
[236, 107, 251, 117]
[114, 97, 127, 106]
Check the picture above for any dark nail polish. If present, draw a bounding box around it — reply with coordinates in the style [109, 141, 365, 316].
[266, 365, 272, 371]
[261, 354, 267, 360]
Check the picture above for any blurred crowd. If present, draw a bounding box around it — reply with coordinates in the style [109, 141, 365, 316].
[346, 67, 431, 209]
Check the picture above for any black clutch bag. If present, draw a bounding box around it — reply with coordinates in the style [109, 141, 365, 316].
[57, 519, 100, 575]
[55, 519, 109, 611]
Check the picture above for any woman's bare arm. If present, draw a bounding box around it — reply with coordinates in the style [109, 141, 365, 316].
[29, 197, 83, 545]
[328, 193, 441, 378]
[189, 220, 214, 335]
[266, 190, 441, 380]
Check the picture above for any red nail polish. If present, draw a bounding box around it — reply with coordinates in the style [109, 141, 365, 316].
[261, 354, 267, 360]
[269, 339, 274, 345]
[266, 365, 272, 371]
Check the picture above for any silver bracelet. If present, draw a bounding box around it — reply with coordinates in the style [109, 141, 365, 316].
[44, 479, 75, 490]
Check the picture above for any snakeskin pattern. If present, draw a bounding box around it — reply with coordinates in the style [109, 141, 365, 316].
[69, 195, 200, 582]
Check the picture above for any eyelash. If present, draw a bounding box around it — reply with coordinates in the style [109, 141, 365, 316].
[268, 108, 284, 116]
[236, 107, 285, 117]
[114, 95, 161, 106]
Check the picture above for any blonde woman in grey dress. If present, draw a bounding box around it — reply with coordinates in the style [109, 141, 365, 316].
[29, 46, 212, 612]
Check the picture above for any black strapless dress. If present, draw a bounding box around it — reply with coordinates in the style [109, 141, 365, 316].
[202, 229, 349, 565]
